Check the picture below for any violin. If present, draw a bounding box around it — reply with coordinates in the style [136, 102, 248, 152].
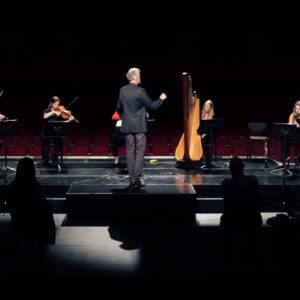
[54, 105, 79, 123]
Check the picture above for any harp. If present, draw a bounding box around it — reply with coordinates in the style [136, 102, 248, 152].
[175, 73, 203, 164]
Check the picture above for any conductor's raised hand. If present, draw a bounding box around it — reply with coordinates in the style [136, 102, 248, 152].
[159, 93, 167, 100]
[0, 113, 6, 121]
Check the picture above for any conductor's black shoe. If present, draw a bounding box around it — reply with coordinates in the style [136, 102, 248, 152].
[121, 168, 128, 174]
[125, 182, 138, 192]
[113, 163, 120, 168]
[135, 179, 145, 187]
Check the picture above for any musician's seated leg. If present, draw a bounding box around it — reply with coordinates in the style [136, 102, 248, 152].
[112, 127, 121, 166]
[41, 137, 51, 164]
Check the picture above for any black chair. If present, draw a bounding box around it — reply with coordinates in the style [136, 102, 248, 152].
[246, 122, 270, 169]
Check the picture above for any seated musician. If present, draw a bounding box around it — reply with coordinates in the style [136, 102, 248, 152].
[276, 100, 300, 168]
[111, 111, 150, 167]
[111, 111, 122, 167]
[41, 96, 75, 164]
[198, 99, 215, 166]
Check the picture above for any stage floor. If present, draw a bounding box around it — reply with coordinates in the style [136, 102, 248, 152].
[1, 156, 300, 211]
[1, 156, 299, 183]
[1, 157, 300, 187]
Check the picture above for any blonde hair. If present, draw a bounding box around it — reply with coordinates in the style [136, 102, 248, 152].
[293, 100, 300, 117]
[201, 99, 215, 120]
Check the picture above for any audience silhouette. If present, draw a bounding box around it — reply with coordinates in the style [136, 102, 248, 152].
[220, 156, 262, 276]
[7, 157, 55, 276]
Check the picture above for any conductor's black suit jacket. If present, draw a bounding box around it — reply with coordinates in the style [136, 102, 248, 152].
[116, 83, 163, 134]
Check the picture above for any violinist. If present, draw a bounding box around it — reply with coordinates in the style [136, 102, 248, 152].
[41, 96, 76, 165]
[43, 96, 76, 123]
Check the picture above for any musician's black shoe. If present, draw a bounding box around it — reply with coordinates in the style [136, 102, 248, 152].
[41, 155, 50, 165]
[135, 179, 145, 188]
[51, 155, 59, 164]
[41, 160, 49, 166]
[274, 164, 284, 170]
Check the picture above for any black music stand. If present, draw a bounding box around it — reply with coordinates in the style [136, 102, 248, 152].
[199, 118, 223, 170]
[0, 119, 17, 184]
[271, 123, 298, 183]
[46, 120, 70, 174]
[270, 123, 300, 213]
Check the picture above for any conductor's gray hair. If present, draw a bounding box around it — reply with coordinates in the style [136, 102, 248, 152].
[126, 68, 140, 81]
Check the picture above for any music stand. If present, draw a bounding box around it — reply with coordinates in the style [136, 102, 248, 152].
[0, 119, 17, 184]
[270, 123, 298, 182]
[46, 120, 70, 174]
[199, 118, 223, 170]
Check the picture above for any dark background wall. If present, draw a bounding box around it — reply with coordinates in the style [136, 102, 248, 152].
[1, 30, 300, 130]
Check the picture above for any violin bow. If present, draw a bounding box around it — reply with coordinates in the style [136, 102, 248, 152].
[65, 96, 79, 110]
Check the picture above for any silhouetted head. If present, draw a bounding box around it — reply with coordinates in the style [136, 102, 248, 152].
[229, 156, 244, 176]
[15, 157, 36, 184]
